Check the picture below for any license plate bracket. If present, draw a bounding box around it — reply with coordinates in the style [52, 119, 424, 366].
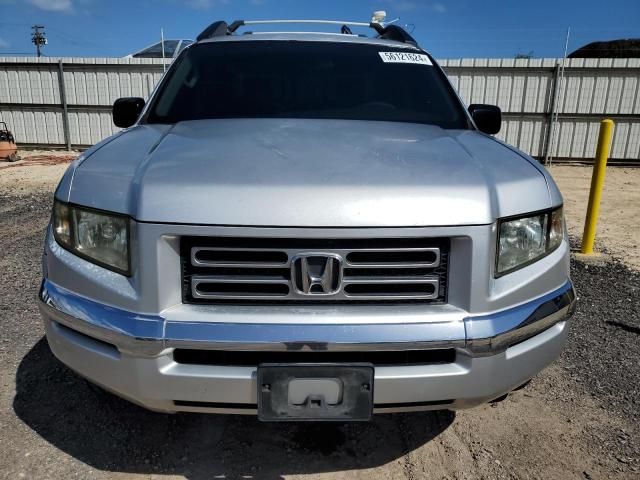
[257, 363, 374, 422]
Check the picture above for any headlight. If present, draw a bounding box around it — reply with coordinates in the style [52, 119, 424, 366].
[496, 207, 564, 276]
[52, 200, 130, 275]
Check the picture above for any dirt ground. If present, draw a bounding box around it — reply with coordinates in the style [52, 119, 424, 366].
[0, 151, 76, 196]
[550, 164, 640, 269]
[0, 153, 639, 479]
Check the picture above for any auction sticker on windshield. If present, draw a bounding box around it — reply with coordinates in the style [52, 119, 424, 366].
[378, 52, 432, 65]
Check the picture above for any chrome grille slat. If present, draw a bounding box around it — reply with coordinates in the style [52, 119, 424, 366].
[191, 247, 289, 267]
[192, 275, 290, 300]
[342, 277, 440, 284]
[182, 237, 449, 304]
[345, 247, 440, 268]
[192, 276, 290, 284]
[192, 246, 440, 268]
[342, 277, 440, 300]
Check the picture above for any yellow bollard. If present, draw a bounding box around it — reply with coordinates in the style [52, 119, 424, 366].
[580, 119, 614, 255]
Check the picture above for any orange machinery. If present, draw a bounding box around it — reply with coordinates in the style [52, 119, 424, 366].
[0, 122, 18, 162]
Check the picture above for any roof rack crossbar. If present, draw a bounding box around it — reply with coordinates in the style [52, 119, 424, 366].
[243, 19, 371, 27]
[247, 31, 359, 37]
[197, 19, 419, 47]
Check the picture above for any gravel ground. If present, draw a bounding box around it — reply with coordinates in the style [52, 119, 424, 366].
[0, 168, 639, 478]
[564, 250, 640, 422]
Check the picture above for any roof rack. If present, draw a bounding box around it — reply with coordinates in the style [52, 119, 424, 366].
[196, 19, 418, 47]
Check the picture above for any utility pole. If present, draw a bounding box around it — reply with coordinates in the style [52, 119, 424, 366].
[31, 25, 47, 57]
[546, 26, 571, 166]
[161, 28, 166, 72]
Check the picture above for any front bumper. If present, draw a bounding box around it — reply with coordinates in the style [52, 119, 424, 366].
[38, 279, 576, 414]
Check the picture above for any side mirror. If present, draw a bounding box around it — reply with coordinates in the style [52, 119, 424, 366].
[113, 97, 145, 128]
[468, 104, 501, 135]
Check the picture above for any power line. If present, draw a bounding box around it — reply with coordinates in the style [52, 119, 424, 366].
[46, 27, 106, 49]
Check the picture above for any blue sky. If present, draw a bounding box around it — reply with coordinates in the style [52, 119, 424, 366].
[0, 0, 639, 58]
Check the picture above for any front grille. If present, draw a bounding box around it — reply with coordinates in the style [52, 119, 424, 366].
[181, 237, 449, 304]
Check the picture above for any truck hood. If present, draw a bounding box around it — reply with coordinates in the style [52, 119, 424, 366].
[68, 119, 552, 227]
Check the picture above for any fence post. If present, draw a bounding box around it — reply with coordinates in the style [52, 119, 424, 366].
[543, 63, 560, 164]
[580, 119, 615, 255]
[57, 60, 72, 151]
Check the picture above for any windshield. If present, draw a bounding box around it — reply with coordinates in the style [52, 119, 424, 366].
[146, 41, 468, 129]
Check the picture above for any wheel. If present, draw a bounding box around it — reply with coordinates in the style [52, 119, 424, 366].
[7, 152, 19, 162]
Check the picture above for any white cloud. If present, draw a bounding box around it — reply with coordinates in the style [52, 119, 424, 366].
[183, 0, 228, 9]
[382, 1, 446, 14]
[384, 0, 417, 12]
[28, 0, 74, 12]
[185, 0, 210, 9]
[0, 37, 10, 49]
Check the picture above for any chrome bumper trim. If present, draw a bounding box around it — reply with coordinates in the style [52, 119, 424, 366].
[464, 282, 576, 356]
[38, 279, 575, 357]
[39, 280, 164, 356]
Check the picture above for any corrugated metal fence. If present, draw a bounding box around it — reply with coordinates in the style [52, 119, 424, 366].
[441, 58, 640, 163]
[1, 56, 639, 163]
[0, 57, 165, 148]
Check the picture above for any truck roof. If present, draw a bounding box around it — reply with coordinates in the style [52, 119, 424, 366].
[194, 19, 422, 51]
[199, 32, 422, 51]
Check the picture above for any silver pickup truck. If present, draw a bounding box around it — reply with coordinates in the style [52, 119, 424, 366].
[39, 19, 576, 421]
